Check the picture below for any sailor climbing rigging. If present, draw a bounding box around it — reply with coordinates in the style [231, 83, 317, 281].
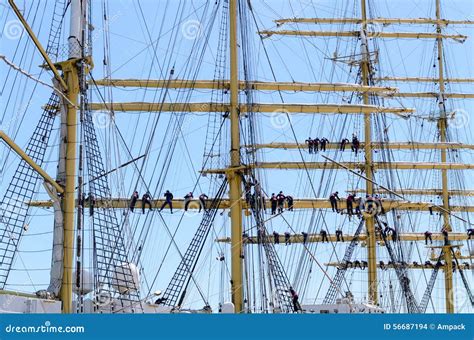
[351, 134, 360, 155]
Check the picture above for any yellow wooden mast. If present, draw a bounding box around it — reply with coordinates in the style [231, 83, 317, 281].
[6, 0, 83, 313]
[58, 60, 80, 314]
[436, 0, 454, 314]
[359, 0, 378, 306]
[228, 0, 244, 313]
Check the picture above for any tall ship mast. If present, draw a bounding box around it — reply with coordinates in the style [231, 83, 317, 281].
[0, 0, 473, 314]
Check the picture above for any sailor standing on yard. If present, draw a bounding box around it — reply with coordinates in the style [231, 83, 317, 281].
[301, 231, 308, 244]
[184, 192, 193, 211]
[313, 137, 320, 152]
[329, 191, 341, 212]
[159, 190, 174, 213]
[305, 137, 314, 154]
[424, 230, 433, 245]
[320, 137, 329, 151]
[276, 191, 286, 213]
[286, 195, 294, 211]
[270, 193, 277, 215]
[273, 231, 280, 244]
[141, 192, 152, 214]
[285, 232, 291, 245]
[320, 229, 329, 242]
[129, 191, 139, 212]
[336, 229, 344, 242]
[340, 138, 349, 151]
[199, 193, 208, 212]
[346, 193, 355, 216]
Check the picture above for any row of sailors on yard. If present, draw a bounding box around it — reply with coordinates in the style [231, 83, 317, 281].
[424, 227, 474, 245]
[128, 189, 295, 216]
[126, 189, 295, 216]
[338, 260, 472, 270]
[270, 192, 293, 214]
[329, 191, 385, 216]
[128, 191, 209, 214]
[269, 226, 395, 245]
[263, 227, 474, 246]
[265, 229, 345, 245]
[244, 180, 295, 215]
[305, 134, 360, 155]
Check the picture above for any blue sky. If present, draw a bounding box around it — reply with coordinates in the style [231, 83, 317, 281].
[1, 0, 474, 313]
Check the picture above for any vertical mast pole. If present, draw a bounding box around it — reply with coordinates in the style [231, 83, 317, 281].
[228, 0, 244, 312]
[61, 63, 79, 314]
[360, 0, 378, 305]
[435, 0, 454, 314]
[60, 0, 83, 313]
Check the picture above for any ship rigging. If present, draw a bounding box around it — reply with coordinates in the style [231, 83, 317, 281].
[0, 0, 473, 314]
